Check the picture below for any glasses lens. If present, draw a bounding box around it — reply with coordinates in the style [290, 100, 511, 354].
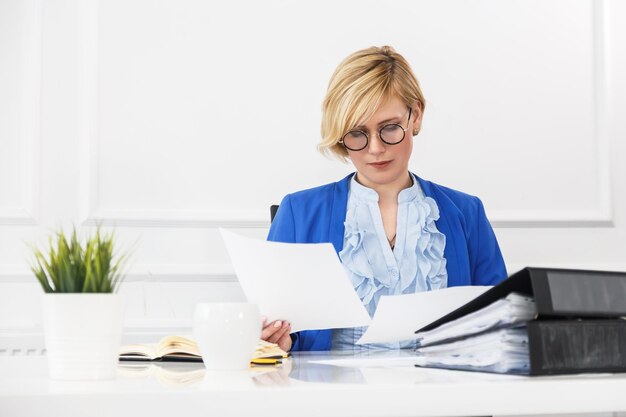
[342, 131, 368, 151]
[379, 124, 405, 144]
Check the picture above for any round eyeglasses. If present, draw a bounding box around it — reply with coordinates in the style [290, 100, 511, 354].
[338, 108, 412, 152]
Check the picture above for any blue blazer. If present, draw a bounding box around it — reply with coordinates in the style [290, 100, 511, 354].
[267, 173, 507, 351]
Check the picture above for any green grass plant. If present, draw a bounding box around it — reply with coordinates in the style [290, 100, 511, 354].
[31, 227, 127, 293]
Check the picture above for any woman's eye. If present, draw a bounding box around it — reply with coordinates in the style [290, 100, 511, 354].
[381, 124, 400, 134]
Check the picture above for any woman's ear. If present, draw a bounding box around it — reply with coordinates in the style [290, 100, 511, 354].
[411, 105, 423, 136]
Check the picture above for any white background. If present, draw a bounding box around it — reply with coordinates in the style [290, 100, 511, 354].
[1, 0, 625, 346]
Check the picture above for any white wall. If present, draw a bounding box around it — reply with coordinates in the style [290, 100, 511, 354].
[1, 0, 625, 346]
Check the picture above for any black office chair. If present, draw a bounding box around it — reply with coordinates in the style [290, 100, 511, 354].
[270, 205, 279, 223]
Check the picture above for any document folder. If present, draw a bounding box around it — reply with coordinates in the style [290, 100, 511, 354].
[415, 267, 626, 375]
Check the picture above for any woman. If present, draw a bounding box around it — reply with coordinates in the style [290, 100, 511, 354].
[262, 46, 507, 352]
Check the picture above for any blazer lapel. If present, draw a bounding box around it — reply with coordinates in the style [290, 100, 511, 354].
[416, 174, 462, 284]
[328, 173, 353, 254]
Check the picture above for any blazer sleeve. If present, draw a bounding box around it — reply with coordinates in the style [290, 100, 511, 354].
[268, 194, 296, 243]
[467, 197, 508, 285]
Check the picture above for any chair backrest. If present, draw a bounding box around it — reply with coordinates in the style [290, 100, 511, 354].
[270, 205, 279, 223]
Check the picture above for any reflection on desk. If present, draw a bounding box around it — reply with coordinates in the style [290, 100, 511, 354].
[119, 362, 206, 388]
[2, 351, 626, 417]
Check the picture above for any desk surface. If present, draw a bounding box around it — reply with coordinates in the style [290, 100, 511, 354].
[1, 350, 625, 417]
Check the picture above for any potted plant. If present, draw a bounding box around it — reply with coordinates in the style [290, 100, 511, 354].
[31, 227, 129, 380]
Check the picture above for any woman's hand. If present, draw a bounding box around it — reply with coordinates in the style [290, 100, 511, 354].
[261, 317, 292, 352]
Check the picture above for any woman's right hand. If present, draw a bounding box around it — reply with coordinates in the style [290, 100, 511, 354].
[261, 317, 292, 352]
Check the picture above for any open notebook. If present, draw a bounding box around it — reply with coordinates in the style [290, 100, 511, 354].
[119, 335, 288, 364]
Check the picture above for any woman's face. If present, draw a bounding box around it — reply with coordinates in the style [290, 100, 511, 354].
[346, 95, 422, 191]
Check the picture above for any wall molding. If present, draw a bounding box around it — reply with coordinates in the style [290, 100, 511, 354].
[80, 209, 613, 229]
[589, 0, 613, 226]
[506, 262, 626, 276]
[0, 207, 38, 226]
[77, 0, 100, 225]
[0, 0, 41, 226]
[488, 209, 614, 228]
[5, 260, 626, 284]
[0, 325, 194, 346]
[0, 263, 238, 283]
[72, 0, 613, 229]
[82, 208, 270, 228]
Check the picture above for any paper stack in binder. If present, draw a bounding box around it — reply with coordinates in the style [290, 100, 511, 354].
[414, 292, 536, 374]
[413, 267, 626, 375]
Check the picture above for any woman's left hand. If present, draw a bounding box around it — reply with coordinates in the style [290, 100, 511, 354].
[261, 317, 292, 352]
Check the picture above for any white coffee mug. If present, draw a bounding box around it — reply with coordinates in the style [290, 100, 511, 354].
[193, 303, 261, 370]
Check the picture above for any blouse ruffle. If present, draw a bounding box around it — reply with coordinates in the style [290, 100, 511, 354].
[338, 177, 448, 314]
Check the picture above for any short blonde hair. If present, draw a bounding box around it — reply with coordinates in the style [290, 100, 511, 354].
[319, 46, 426, 161]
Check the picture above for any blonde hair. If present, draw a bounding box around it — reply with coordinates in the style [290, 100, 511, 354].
[319, 46, 426, 161]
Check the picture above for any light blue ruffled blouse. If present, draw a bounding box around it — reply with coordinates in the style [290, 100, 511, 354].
[331, 174, 448, 350]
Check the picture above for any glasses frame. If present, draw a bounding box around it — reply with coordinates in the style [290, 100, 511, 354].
[338, 108, 413, 152]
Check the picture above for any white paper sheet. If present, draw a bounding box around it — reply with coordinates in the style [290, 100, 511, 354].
[356, 286, 491, 345]
[415, 293, 536, 346]
[220, 229, 371, 332]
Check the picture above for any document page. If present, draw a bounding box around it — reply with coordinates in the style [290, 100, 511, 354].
[357, 286, 491, 345]
[220, 229, 371, 332]
[415, 293, 536, 346]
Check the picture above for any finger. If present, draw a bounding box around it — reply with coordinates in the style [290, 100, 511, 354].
[266, 323, 288, 344]
[277, 325, 293, 351]
[261, 326, 276, 341]
[267, 322, 290, 344]
[261, 320, 282, 341]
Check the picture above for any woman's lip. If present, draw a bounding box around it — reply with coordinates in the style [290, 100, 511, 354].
[369, 161, 392, 168]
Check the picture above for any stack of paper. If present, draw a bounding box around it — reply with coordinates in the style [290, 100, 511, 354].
[416, 292, 537, 346]
[415, 327, 531, 374]
[414, 293, 537, 374]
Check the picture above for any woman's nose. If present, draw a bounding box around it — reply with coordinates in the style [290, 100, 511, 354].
[367, 133, 386, 154]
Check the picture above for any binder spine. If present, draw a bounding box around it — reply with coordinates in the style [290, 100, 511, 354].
[528, 320, 626, 375]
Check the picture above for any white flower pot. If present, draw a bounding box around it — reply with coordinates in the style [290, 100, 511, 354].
[42, 293, 124, 380]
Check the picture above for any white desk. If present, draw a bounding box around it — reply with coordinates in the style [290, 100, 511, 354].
[1, 351, 625, 417]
